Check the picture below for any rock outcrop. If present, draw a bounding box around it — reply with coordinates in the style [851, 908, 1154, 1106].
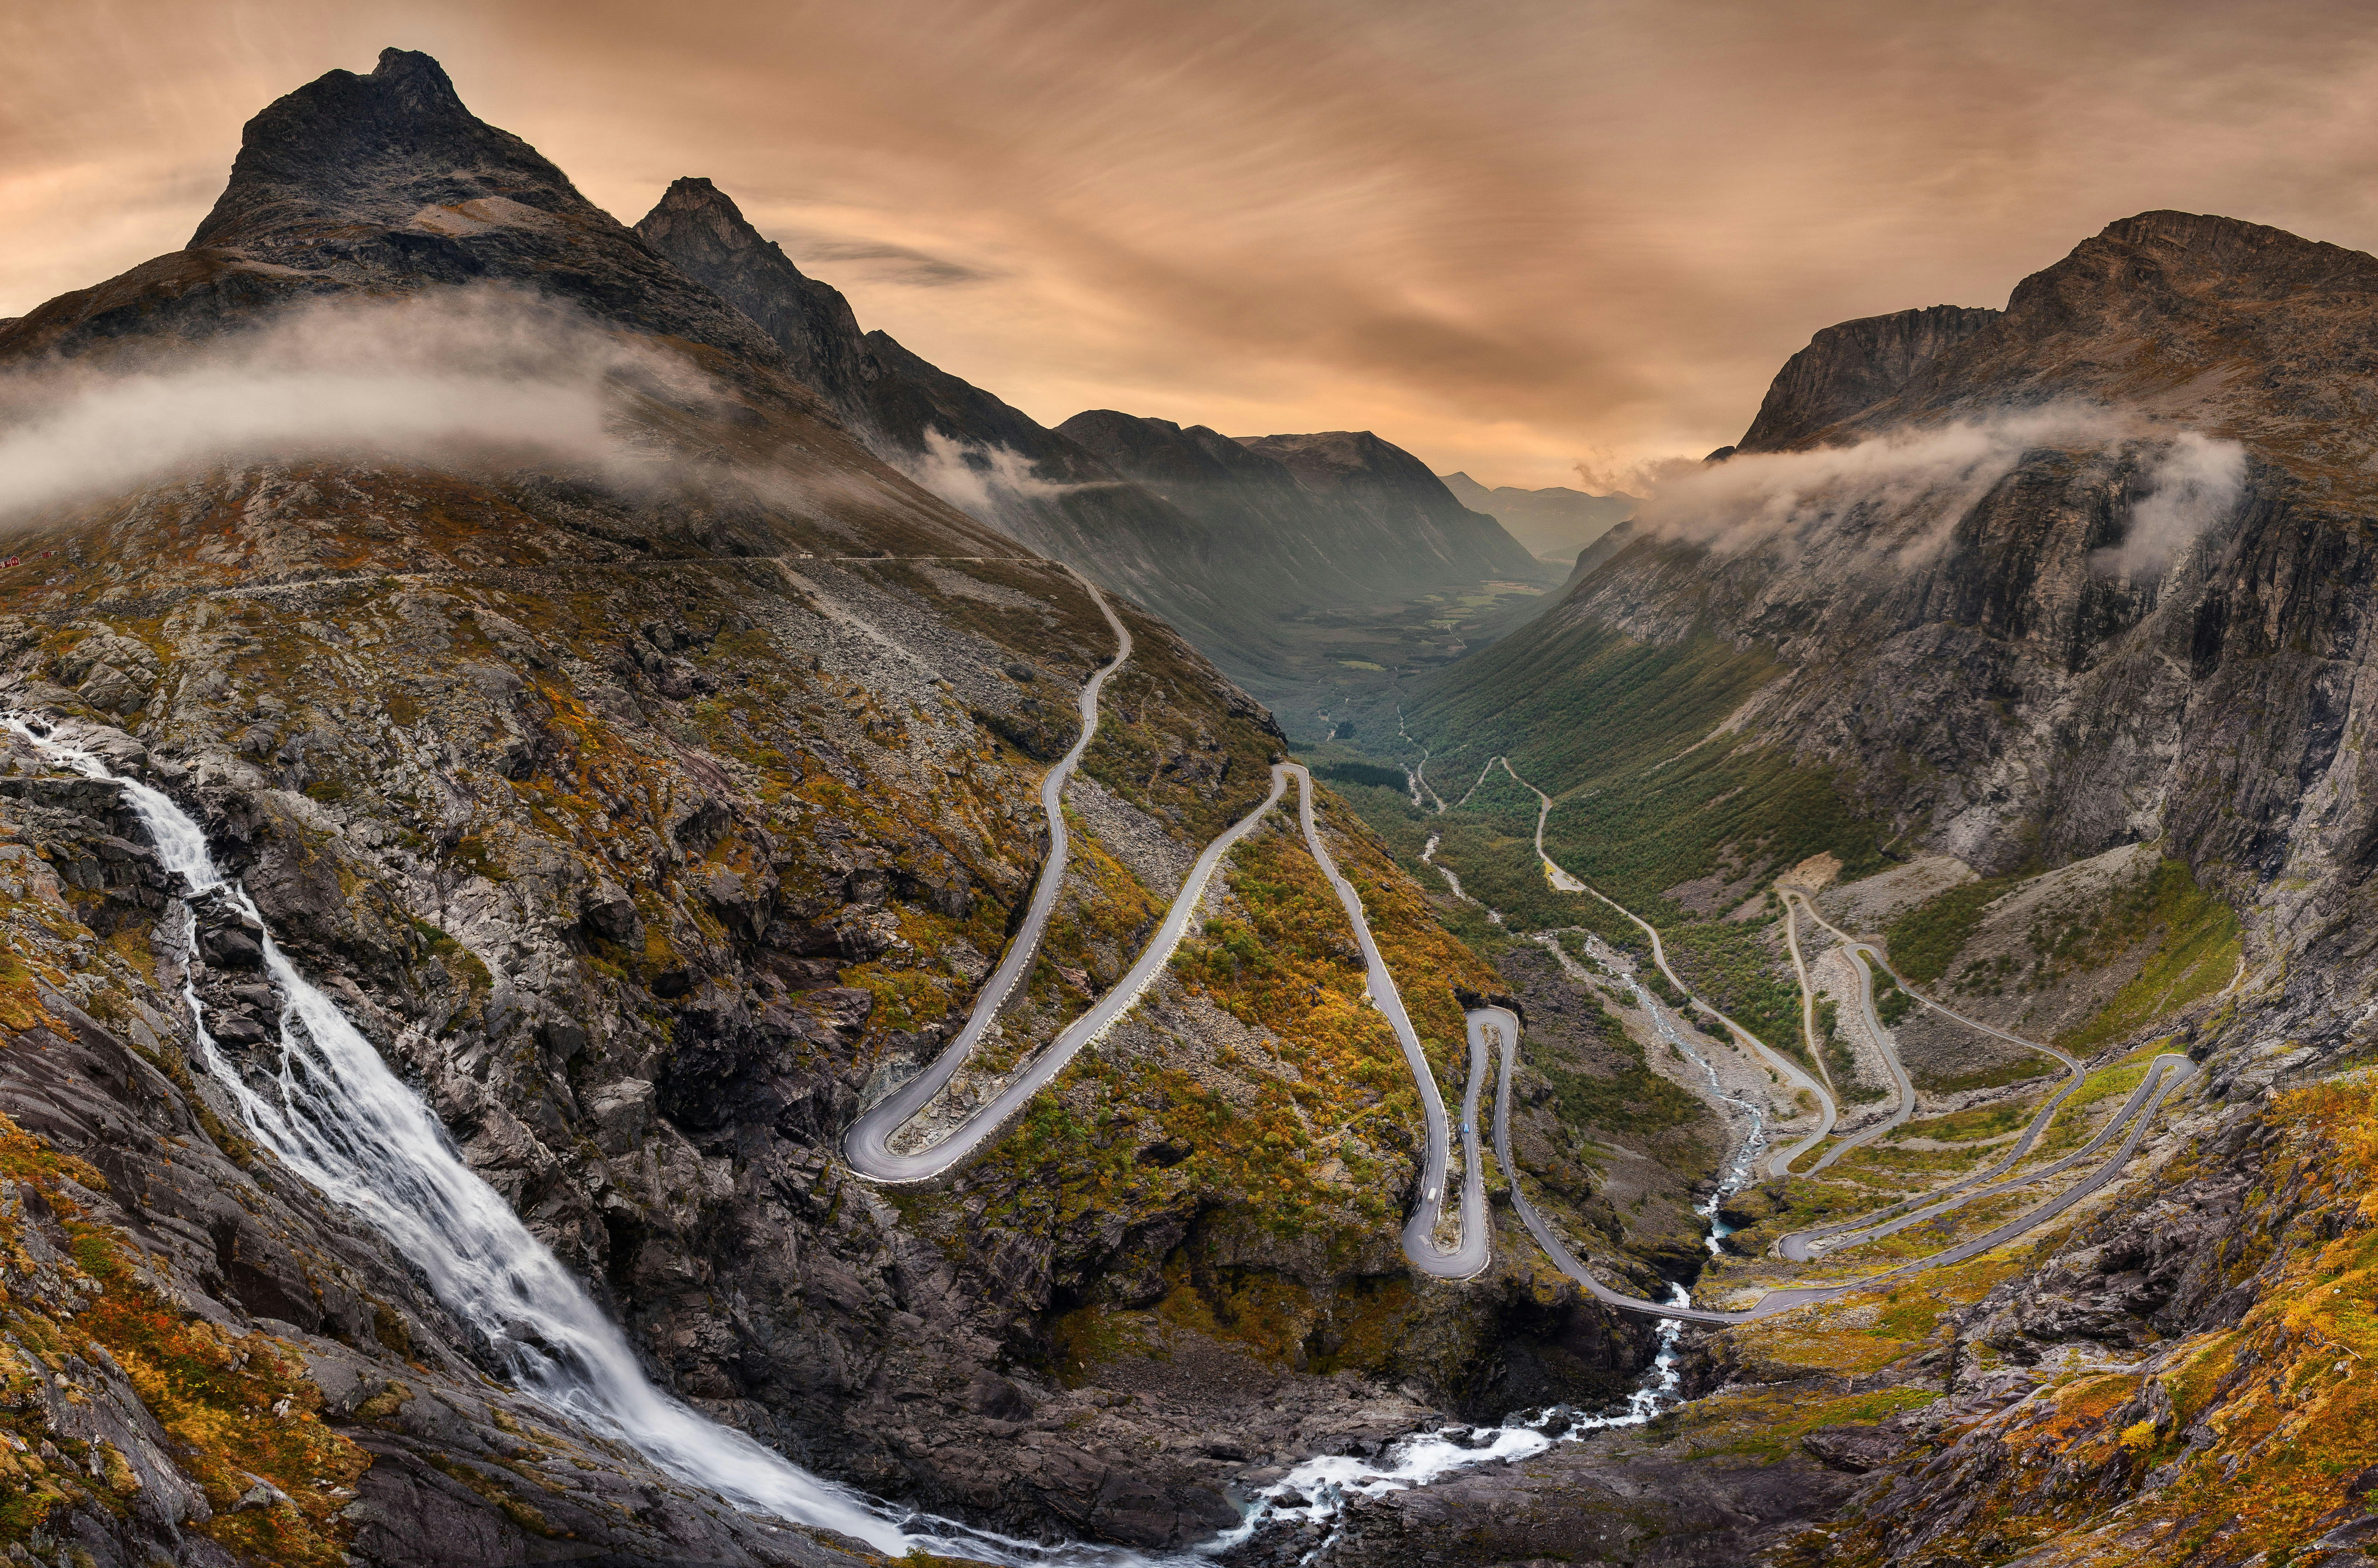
[631, 176, 882, 430]
[1734, 302, 2001, 453]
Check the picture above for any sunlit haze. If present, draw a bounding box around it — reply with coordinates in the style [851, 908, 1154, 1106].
[10, 0, 2378, 485]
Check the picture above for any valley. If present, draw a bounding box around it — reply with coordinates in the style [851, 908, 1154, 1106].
[0, 37, 2366, 1568]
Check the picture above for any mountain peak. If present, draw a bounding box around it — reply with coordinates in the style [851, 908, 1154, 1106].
[643, 176, 759, 241]
[130, 49, 788, 368]
[1237, 430, 1429, 493]
[1735, 303, 2001, 453]
[369, 45, 464, 99]
[190, 46, 587, 254]
[636, 182, 878, 422]
[2010, 207, 2378, 324]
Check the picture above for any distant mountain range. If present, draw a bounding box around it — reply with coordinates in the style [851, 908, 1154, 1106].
[1438, 471, 1637, 561]
[636, 178, 1547, 688]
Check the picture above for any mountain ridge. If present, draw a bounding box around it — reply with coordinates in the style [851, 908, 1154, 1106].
[1438, 469, 1636, 559]
[0, 46, 1692, 1568]
[1359, 207, 2378, 1563]
[1056, 408, 1548, 602]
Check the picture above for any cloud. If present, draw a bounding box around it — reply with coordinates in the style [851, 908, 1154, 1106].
[1633, 406, 2245, 575]
[892, 427, 1101, 525]
[1573, 452, 1696, 497]
[13, 4, 2378, 488]
[780, 232, 995, 288]
[0, 287, 701, 521]
[2095, 430, 2246, 577]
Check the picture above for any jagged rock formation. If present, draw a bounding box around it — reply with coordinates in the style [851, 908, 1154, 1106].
[1438, 471, 1637, 561]
[1734, 303, 2001, 453]
[12, 52, 780, 382]
[631, 176, 882, 429]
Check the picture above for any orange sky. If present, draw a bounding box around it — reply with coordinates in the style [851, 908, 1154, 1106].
[9, 0, 2378, 488]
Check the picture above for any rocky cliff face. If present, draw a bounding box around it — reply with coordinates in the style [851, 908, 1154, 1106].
[1361, 208, 2378, 1565]
[1734, 302, 2001, 454]
[0, 47, 1654, 1568]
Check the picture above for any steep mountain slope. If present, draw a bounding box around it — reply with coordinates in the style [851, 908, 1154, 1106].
[1057, 410, 1548, 601]
[1734, 302, 2002, 453]
[1336, 209, 2378, 1564]
[1438, 471, 1637, 561]
[0, 48, 1660, 1567]
[633, 178, 1271, 665]
[1236, 430, 1547, 585]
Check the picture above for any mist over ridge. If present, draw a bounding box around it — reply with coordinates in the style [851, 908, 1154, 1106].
[0, 28, 2374, 1568]
[0, 287, 706, 525]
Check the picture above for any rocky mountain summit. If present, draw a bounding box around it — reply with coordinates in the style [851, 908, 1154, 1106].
[1733, 302, 2001, 453]
[0, 46, 1689, 1568]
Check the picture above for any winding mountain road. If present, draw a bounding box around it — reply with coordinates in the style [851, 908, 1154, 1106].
[1484, 756, 1837, 1176]
[851, 648, 2191, 1331]
[843, 571, 1132, 1181]
[1782, 889, 1918, 1173]
[840, 644, 1492, 1271]
[1484, 990, 2191, 1320]
[1426, 756, 2192, 1326]
[1480, 1005, 1748, 1327]
[1780, 1052, 2191, 1261]
[1776, 895, 2084, 1240]
[1288, 765, 1488, 1280]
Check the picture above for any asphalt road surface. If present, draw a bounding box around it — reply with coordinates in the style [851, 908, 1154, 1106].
[1488, 756, 1837, 1176]
[1287, 764, 1489, 1280]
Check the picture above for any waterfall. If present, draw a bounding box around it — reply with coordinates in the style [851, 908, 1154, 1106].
[3, 720, 1153, 1566]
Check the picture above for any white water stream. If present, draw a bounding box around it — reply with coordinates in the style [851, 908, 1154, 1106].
[1206, 1283, 1693, 1562]
[1623, 972, 1769, 1254]
[8, 705, 1778, 1565]
[3, 720, 1165, 1567]
[1196, 914, 1773, 1556]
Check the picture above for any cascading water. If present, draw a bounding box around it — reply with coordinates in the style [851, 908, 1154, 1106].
[1534, 930, 1768, 1255]
[1206, 1282, 1696, 1561]
[1209, 922, 1772, 1557]
[3, 719, 1162, 1568]
[1625, 975, 1768, 1254]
